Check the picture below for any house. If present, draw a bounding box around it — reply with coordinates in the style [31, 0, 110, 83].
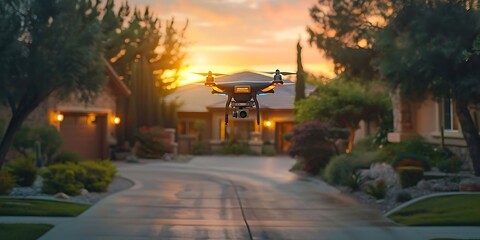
[1, 60, 130, 160]
[166, 71, 316, 154]
[388, 90, 480, 167]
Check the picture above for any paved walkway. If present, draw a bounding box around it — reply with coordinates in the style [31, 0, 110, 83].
[1, 156, 480, 239]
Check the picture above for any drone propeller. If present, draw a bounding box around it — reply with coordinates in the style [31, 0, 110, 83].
[192, 72, 227, 76]
[261, 70, 296, 75]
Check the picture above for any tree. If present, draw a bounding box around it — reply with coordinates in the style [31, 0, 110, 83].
[101, 1, 188, 142]
[295, 79, 390, 153]
[374, 0, 480, 175]
[307, 0, 394, 82]
[295, 40, 306, 102]
[0, 0, 106, 168]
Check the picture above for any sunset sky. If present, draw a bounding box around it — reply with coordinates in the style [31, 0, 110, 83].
[131, 0, 334, 85]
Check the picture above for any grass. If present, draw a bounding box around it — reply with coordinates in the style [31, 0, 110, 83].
[388, 194, 480, 226]
[0, 223, 53, 240]
[0, 198, 90, 217]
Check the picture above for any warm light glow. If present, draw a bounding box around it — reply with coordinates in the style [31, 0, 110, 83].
[264, 121, 272, 127]
[113, 116, 121, 125]
[358, 39, 368, 48]
[234, 86, 251, 93]
[212, 86, 224, 93]
[261, 85, 276, 92]
[56, 113, 64, 122]
[87, 114, 96, 124]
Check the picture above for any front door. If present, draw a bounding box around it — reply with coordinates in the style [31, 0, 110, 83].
[275, 122, 294, 154]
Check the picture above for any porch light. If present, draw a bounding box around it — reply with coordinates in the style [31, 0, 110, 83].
[56, 113, 64, 122]
[113, 116, 121, 125]
[264, 121, 272, 127]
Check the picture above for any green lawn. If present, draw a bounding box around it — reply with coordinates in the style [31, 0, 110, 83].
[388, 194, 480, 226]
[0, 198, 90, 217]
[0, 224, 53, 240]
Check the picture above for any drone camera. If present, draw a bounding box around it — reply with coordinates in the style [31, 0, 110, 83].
[233, 108, 248, 118]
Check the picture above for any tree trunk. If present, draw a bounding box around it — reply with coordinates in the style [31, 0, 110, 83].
[0, 112, 30, 168]
[346, 127, 356, 154]
[455, 99, 480, 176]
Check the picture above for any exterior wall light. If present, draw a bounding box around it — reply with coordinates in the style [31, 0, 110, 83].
[56, 113, 64, 122]
[264, 120, 272, 127]
[113, 116, 121, 125]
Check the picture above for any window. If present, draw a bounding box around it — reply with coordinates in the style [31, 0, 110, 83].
[443, 98, 459, 131]
[177, 120, 198, 136]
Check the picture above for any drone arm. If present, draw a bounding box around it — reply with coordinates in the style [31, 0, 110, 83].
[253, 94, 260, 125]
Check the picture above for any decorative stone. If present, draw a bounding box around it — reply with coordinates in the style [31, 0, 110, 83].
[432, 183, 450, 192]
[417, 180, 432, 190]
[80, 189, 89, 196]
[54, 192, 70, 200]
[459, 178, 480, 192]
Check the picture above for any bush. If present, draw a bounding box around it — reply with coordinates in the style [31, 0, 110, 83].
[0, 171, 15, 195]
[354, 136, 377, 153]
[397, 166, 424, 188]
[288, 121, 337, 175]
[5, 155, 37, 187]
[12, 125, 62, 162]
[50, 151, 83, 165]
[135, 126, 173, 158]
[216, 139, 256, 155]
[78, 160, 116, 192]
[380, 138, 435, 163]
[392, 153, 430, 171]
[395, 190, 412, 203]
[364, 178, 388, 199]
[430, 147, 463, 173]
[262, 145, 276, 156]
[192, 141, 210, 155]
[344, 171, 365, 192]
[323, 151, 382, 185]
[42, 163, 86, 196]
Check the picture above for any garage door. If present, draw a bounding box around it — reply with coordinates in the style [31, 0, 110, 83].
[59, 113, 107, 159]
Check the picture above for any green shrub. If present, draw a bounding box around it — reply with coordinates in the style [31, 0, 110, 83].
[36, 125, 63, 162]
[50, 151, 83, 165]
[12, 126, 35, 156]
[78, 160, 116, 192]
[216, 139, 256, 155]
[395, 190, 412, 203]
[364, 178, 388, 199]
[5, 155, 37, 187]
[430, 147, 463, 173]
[262, 145, 276, 156]
[380, 138, 435, 163]
[192, 141, 210, 155]
[41, 163, 86, 196]
[344, 171, 365, 192]
[12, 125, 62, 161]
[0, 171, 15, 195]
[353, 136, 377, 153]
[392, 153, 431, 171]
[397, 166, 424, 188]
[323, 151, 381, 185]
[323, 154, 355, 185]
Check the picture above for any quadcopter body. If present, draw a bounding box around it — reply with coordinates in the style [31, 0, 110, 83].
[197, 69, 293, 126]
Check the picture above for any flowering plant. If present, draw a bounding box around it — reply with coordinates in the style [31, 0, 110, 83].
[135, 126, 173, 158]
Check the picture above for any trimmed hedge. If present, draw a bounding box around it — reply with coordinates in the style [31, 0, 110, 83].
[42, 160, 116, 195]
[0, 171, 14, 195]
[397, 166, 424, 188]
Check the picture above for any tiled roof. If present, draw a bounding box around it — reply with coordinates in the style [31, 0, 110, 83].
[166, 71, 314, 112]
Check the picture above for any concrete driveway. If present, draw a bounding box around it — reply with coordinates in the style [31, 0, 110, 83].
[31, 156, 480, 239]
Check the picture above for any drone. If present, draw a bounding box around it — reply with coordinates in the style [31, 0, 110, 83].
[195, 69, 294, 126]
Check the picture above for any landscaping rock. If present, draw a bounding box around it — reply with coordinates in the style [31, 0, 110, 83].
[459, 177, 480, 192]
[416, 180, 432, 190]
[54, 192, 70, 200]
[80, 188, 89, 196]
